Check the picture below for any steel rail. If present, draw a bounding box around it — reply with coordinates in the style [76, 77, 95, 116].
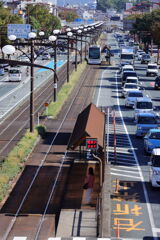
[0, 62, 74, 157]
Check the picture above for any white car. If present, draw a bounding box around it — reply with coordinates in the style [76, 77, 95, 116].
[137, 51, 145, 60]
[120, 64, 134, 74]
[125, 90, 143, 108]
[122, 83, 139, 98]
[134, 97, 154, 121]
[146, 63, 158, 76]
[125, 76, 141, 86]
[148, 148, 160, 188]
[42, 53, 51, 60]
[19, 55, 30, 62]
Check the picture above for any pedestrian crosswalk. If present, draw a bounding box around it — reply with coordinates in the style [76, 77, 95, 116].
[13, 238, 111, 240]
[13, 236, 145, 240]
[107, 111, 140, 179]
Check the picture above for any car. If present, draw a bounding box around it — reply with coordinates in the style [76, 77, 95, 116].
[19, 55, 30, 62]
[0, 63, 9, 71]
[42, 53, 51, 60]
[8, 67, 22, 81]
[0, 67, 5, 76]
[125, 90, 143, 108]
[144, 129, 160, 154]
[122, 71, 138, 85]
[122, 83, 139, 98]
[135, 49, 144, 57]
[148, 148, 160, 187]
[135, 112, 159, 137]
[134, 97, 154, 121]
[125, 76, 141, 86]
[154, 76, 160, 89]
[119, 64, 134, 74]
[146, 63, 158, 77]
[137, 51, 146, 61]
[141, 54, 151, 64]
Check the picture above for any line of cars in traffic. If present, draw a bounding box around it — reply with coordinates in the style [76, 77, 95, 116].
[120, 63, 160, 187]
[120, 62, 160, 187]
[117, 37, 160, 187]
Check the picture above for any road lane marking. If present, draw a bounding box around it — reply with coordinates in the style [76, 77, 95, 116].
[111, 173, 141, 179]
[111, 168, 140, 174]
[115, 70, 157, 238]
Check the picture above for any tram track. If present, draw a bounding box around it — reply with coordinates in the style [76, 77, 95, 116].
[0, 63, 100, 239]
[0, 62, 74, 158]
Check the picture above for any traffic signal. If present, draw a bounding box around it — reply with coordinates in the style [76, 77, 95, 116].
[86, 138, 98, 150]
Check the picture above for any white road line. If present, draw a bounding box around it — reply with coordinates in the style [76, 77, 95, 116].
[111, 172, 141, 179]
[111, 168, 140, 174]
[109, 153, 135, 159]
[114, 165, 138, 169]
[115, 70, 157, 238]
[111, 158, 136, 163]
[96, 69, 108, 107]
[111, 160, 137, 166]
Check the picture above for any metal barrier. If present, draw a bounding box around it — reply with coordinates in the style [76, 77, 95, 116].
[112, 110, 117, 163]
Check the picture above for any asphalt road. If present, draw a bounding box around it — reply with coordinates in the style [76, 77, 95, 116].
[94, 33, 160, 239]
[0, 38, 85, 121]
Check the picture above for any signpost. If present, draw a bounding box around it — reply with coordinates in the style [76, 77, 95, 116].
[44, 102, 49, 116]
[7, 24, 31, 39]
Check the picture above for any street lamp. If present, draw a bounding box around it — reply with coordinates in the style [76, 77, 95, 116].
[5, 32, 60, 132]
[49, 34, 57, 102]
[73, 27, 79, 71]
[77, 29, 82, 63]
[8, 35, 17, 41]
[2, 44, 16, 55]
[39, 31, 45, 37]
[83, 28, 88, 60]
[28, 32, 37, 132]
[8, 32, 36, 132]
[67, 31, 73, 82]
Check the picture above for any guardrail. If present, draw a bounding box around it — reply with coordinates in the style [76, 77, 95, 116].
[112, 110, 117, 163]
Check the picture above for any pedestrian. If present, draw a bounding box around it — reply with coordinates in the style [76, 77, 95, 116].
[84, 167, 95, 205]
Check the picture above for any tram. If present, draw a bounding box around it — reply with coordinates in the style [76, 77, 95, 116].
[87, 45, 102, 65]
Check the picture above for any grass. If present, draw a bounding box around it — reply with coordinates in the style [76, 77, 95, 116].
[47, 61, 87, 117]
[0, 130, 38, 202]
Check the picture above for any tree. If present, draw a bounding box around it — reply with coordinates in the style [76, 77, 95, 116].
[0, 5, 23, 46]
[59, 10, 78, 22]
[151, 21, 160, 63]
[26, 4, 61, 34]
[97, 0, 127, 12]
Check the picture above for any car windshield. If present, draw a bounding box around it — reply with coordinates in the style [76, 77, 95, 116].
[128, 92, 143, 97]
[123, 69, 134, 72]
[124, 72, 137, 78]
[9, 69, 20, 74]
[121, 54, 133, 60]
[125, 84, 137, 89]
[152, 157, 160, 167]
[148, 66, 157, 69]
[136, 102, 152, 109]
[150, 132, 160, 139]
[127, 79, 137, 83]
[138, 116, 157, 124]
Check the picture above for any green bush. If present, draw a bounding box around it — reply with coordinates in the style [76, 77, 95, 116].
[0, 130, 38, 202]
[36, 125, 46, 138]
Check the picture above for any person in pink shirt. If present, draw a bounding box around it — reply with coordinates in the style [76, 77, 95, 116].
[85, 167, 95, 205]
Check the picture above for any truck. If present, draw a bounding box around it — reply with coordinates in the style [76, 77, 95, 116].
[120, 47, 135, 66]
